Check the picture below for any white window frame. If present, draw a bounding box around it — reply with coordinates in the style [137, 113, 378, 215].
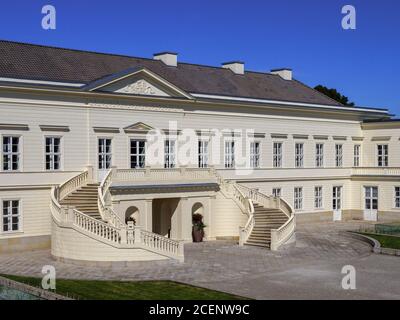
[353, 144, 361, 167]
[164, 139, 176, 168]
[333, 186, 342, 210]
[44, 136, 62, 171]
[315, 143, 324, 168]
[224, 140, 235, 168]
[250, 141, 260, 168]
[377, 144, 389, 167]
[335, 144, 343, 167]
[314, 186, 323, 209]
[2, 135, 21, 172]
[272, 188, 281, 198]
[295, 143, 304, 168]
[130, 139, 146, 169]
[98, 138, 112, 170]
[273, 142, 282, 168]
[395, 186, 400, 209]
[1, 199, 22, 234]
[294, 187, 303, 211]
[198, 139, 209, 168]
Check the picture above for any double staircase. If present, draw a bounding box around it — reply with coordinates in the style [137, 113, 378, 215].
[245, 203, 290, 248]
[60, 183, 102, 220]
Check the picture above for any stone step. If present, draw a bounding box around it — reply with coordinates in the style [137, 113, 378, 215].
[245, 241, 270, 248]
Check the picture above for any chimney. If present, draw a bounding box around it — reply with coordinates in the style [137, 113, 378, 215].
[222, 61, 245, 75]
[270, 68, 292, 80]
[153, 52, 178, 67]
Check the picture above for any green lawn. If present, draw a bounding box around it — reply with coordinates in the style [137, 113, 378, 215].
[359, 233, 400, 250]
[1, 274, 248, 300]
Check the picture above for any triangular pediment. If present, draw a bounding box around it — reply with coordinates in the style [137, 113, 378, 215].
[82, 67, 193, 99]
[124, 122, 154, 133]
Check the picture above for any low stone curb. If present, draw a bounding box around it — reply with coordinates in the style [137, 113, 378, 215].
[0, 276, 73, 300]
[341, 231, 400, 257]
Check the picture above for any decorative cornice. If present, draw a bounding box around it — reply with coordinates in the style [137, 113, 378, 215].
[89, 103, 182, 113]
[313, 135, 329, 140]
[93, 126, 120, 133]
[351, 136, 364, 141]
[0, 123, 29, 131]
[333, 136, 347, 141]
[293, 134, 309, 140]
[39, 125, 70, 132]
[371, 136, 391, 142]
[271, 133, 288, 139]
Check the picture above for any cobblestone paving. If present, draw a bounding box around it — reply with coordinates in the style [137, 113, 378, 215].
[1, 221, 399, 299]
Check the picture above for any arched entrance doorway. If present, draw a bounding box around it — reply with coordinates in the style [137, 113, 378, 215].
[125, 206, 140, 225]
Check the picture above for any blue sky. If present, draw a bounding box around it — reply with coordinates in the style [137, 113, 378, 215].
[0, 0, 399, 115]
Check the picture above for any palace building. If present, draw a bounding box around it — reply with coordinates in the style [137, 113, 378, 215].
[0, 40, 398, 262]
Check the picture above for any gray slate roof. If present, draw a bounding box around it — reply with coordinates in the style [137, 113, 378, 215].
[0, 40, 342, 106]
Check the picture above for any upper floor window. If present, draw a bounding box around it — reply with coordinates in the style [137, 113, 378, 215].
[314, 186, 323, 209]
[45, 137, 61, 170]
[315, 143, 324, 167]
[273, 142, 282, 168]
[335, 144, 343, 167]
[2, 136, 20, 171]
[2, 200, 20, 233]
[131, 140, 146, 169]
[294, 187, 303, 210]
[395, 187, 400, 209]
[164, 140, 176, 168]
[354, 144, 361, 167]
[377, 144, 388, 167]
[295, 143, 304, 168]
[272, 188, 281, 198]
[250, 142, 260, 168]
[98, 138, 112, 170]
[224, 141, 235, 168]
[198, 140, 209, 168]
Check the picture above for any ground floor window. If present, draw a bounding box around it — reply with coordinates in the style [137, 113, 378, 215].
[365, 186, 378, 210]
[294, 187, 303, 210]
[2, 200, 20, 233]
[333, 186, 342, 210]
[314, 186, 323, 209]
[131, 140, 146, 168]
[395, 187, 400, 208]
[272, 188, 281, 198]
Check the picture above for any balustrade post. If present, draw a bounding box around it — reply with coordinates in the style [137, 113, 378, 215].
[134, 225, 142, 244]
[110, 166, 117, 180]
[145, 166, 151, 178]
[238, 227, 245, 246]
[120, 225, 127, 244]
[127, 221, 135, 244]
[86, 165, 94, 183]
[65, 206, 74, 224]
[180, 165, 187, 179]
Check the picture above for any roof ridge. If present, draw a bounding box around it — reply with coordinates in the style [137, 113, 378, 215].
[0, 39, 278, 76]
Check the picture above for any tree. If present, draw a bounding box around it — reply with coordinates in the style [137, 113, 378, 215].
[314, 85, 355, 106]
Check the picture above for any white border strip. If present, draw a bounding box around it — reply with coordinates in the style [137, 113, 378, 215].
[0, 77, 85, 88]
[191, 93, 388, 114]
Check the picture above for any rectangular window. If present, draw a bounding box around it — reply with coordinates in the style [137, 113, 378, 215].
[272, 188, 281, 198]
[2, 200, 20, 233]
[250, 142, 260, 168]
[295, 143, 304, 168]
[224, 141, 235, 168]
[45, 137, 61, 170]
[98, 138, 112, 170]
[315, 143, 324, 167]
[164, 140, 176, 168]
[131, 140, 146, 168]
[333, 186, 342, 210]
[354, 144, 361, 167]
[335, 144, 343, 167]
[273, 142, 282, 168]
[2, 136, 20, 171]
[198, 140, 209, 168]
[314, 186, 323, 209]
[377, 145, 389, 167]
[294, 187, 303, 210]
[395, 187, 400, 209]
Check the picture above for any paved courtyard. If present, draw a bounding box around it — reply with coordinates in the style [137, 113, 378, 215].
[1, 221, 400, 299]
